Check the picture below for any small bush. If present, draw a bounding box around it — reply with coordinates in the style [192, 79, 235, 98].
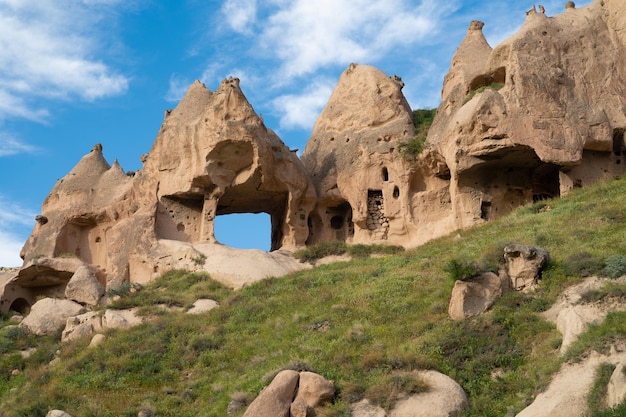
[191, 253, 207, 265]
[295, 241, 348, 262]
[564, 252, 605, 277]
[106, 281, 132, 298]
[444, 258, 482, 282]
[399, 136, 426, 159]
[464, 82, 504, 103]
[365, 372, 428, 411]
[603, 255, 626, 279]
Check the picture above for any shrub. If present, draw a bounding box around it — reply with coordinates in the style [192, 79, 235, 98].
[564, 252, 605, 277]
[399, 136, 426, 159]
[604, 255, 626, 279]
[464, 82, 504, 103]
[444, 258, 482, 282]
[295, 241, 348, 262]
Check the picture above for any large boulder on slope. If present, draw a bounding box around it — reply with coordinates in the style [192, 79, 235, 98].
[20, 298, 86, 336]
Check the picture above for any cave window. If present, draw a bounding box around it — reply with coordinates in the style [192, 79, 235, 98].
[393, 186, 400, 199]
[480, 201, 492, 220]
[9, 298, 30, 314]
[330, 215, 344, 230]
[214, 213, 271, 251]
[382, 167, 389, 182]
[95, 237, 101, 243]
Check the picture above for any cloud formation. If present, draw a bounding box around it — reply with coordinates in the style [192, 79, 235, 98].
[0, 194, 36, 267]
[0, 0, 129, 122]
[0, 133, 37, 157]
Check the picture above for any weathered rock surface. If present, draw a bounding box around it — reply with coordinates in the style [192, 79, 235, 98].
[544, 276, 626, 352]
[242, 370, 300, 417]
[46, 411, 74, 417]
[243, 370, 335, 417]
[448, 272, 505, 320]
[20, 298, 86, 336]
[350, 371, 468, 417]
[504, 244, 549, 290]
[61, 308, 143, 342]
[64, 266, 105, 307]
[516, 349, 626, 417]
[389, 371, 468, 417]
[186, 299, 219, 315]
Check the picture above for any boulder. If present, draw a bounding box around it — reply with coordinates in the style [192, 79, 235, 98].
[61, 311, 103, 342]
[186, 299, 219, 315]
[389, 370, 468, 417]
[448, 272, 504, 320]
[290, 371, 335, 415]
[243, 370, 300, 417]
[504, 244, 549, 290]
[64, 266, 105, 307]
[351, 399, 387, 417]
[103, 309, 143, 329]
[20, 298, 86, 336]
[89, 333, 107, 348]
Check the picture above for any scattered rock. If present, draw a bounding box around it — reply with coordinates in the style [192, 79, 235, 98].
[20, 298, 86, 336]
[351, 399, 387, 417]
[186, 299, 219, 315]
[103, 308, 143, 329]
[504, 244, 549, 290]
[64, 266, 105, 307]
[290, 371, 335, 415]
[448, 272, 505, 320]
[243, 370, 300, 417]
[389, 370, 468, 417]
[89, 333, 107, 348]
[62, 311, 103, 342]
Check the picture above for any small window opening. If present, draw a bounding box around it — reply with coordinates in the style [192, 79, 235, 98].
[393, 186, 400, 199]
[480, 201, 492, 220]
[382, 167, 389, 182]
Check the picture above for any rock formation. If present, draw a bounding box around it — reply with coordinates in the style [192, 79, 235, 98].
[2, 0, 624, 313]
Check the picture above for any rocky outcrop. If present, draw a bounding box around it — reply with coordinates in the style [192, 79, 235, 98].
[428, 0, 626, 234]
[242, 370, 335, 417]
[504, 244, 549, 290]
[20, 298, 86, 336]
[64, 266, 105, 307]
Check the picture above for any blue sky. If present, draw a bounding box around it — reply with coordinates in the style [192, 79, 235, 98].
[0, 0, 591, 266]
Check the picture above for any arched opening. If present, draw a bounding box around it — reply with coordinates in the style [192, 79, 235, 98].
[214, 213, 271, 251]
[9, 298, 30, 314]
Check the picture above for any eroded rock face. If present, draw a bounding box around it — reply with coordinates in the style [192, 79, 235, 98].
[428, 1, 626, 232]
[302, 64, 452, 248]
[504, 244, 549, 290]
[17, 78, 316, 297]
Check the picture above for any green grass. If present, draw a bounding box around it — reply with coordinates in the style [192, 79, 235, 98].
[3, 176, 626, 416]
[464, 82, 504, 103]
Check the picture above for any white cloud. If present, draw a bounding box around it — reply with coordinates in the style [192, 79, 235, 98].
[0, 195, 36, 267]
[0, 230, 25, 267]
[271, 78, 335, 130]
[0, 133, 38, 157]
[222, 0, 257, 34]
[257, 0, 450, 79]
[0, 0, 129, 122]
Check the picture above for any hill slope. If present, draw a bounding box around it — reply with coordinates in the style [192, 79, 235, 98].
[2, 176, 626, 416]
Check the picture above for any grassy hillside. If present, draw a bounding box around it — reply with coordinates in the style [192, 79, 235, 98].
[2, 176, 626, 416]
